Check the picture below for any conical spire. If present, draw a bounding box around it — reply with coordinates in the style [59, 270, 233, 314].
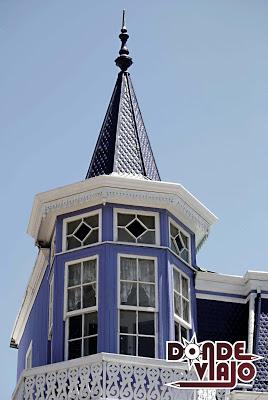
[86, 12, 160, 181]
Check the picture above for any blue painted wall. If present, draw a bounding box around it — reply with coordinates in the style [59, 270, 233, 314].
[17, 202, 197, 379]
[17, 264, 50, 380]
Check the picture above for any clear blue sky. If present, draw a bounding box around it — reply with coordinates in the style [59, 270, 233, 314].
[1, 1, 267, 397]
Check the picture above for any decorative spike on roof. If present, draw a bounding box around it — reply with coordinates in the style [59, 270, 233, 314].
[86, 11, 160, 181]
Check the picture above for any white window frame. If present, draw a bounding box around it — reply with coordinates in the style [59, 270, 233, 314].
[64, 256, 98, 361]
[169, 218, 192, 266]
[172, 266, 191, 335]
[117, 254, 158, 358]
[62, 209, 102, 252]
[114, 208, 160, 246]
[50, 229, 56, 267]
[48, 272, 54, 339]
[25, 341, 32, 370]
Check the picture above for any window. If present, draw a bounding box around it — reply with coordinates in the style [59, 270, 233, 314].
[63, 211, 100, 251]
[48, 273, 54, 339]
[25, 341, 32, 369]
[119, 256, 157, 358]
[173, 267, 191, 341]
[170, 220, 191, 264]
[116, 210, 158, 245]
[65, 257, 98, 359]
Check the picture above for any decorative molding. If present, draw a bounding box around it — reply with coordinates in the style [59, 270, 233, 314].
[10, 248, 49, 347]
[12, 352, 229, 400]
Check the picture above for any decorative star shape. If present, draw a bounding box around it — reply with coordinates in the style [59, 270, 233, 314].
[181, 334, 203, 370]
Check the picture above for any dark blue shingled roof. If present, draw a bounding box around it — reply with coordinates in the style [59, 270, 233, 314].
[86, 13, 160, 181]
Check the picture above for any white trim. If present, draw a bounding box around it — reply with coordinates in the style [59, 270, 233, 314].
[48, 272, 54, 340]
[113, 207, 160, 246]
[25, 341, 32, 370]
[64, 255, 98, 361]
[230, 391, 268, 400]
[62, 209, 102, 252]
[195, 292, 247, 304]
[11, 249, 49, 346]
[248, 292, 257, 353]
[169, 217, 192, 267]
[117, 253, 158, 358]
[27, 175, 218, 247]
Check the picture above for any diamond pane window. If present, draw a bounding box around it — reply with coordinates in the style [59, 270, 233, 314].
[117, 212, 157, 245]
[119, 256, 157, 358]
[173, 266, 191, 334]
[65, 212, 100, 251]
[169, 221, 191, 264]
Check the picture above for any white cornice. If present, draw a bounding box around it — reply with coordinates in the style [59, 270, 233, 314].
[10, 248, 49, 347]
[196, 270, 268, 299]
[27, 175, 218, 248]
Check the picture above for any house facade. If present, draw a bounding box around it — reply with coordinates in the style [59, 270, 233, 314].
[11, 14, 268, 400]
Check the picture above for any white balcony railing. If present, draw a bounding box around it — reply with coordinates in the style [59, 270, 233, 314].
[12, 353, 229, 400]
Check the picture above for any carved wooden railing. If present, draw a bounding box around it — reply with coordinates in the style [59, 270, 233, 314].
[12, 353, 229, 400]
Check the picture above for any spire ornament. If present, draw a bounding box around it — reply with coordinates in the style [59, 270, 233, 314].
[115, 10, 133, 72]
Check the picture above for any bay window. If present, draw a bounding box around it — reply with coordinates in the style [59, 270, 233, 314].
[119, 256, 157, 358]
[169, 220, 191, 265]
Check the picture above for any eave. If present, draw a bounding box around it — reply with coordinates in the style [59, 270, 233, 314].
[27, 174, 218, 249]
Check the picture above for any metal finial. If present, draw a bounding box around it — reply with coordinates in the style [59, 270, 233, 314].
[115, 10, 133, 72]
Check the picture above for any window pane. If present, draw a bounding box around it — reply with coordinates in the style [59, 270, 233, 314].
[138, 336, 155, 358]
[84, 336, 97, 356]
[118, 228, 136, 242]
[137, 231, 155, 244]
[181, 249, 189, 263]
[138, 215, 155, 229]
[69, 315, 82, 339]
[84, 312, 98, 336]
[84, 214, 98, 228]
[120, 335, 136, 356]
[118, 213, 135, 226]
[68, 339, 82, 359]
[120, 310, 136, 334]
[83, 260, 96, 283]
[175, 322, 180, 342]
[138, 312, 154, 335]
[173, 269, 181, 293]
[139, 283, 155, 307]
[83, 284, 96, 308]
[182, 276, 189, 299]
[68, 287, 81, 311]
[180, 231, 189, 249]
[182, 299, 190, 323]
[84, 229, 99, 245]
[181, 325, 188, 341]
[170, 223, 178, 237]
[174, 293, 181, 317]
[138, 259, 155, 282]
[120, 258, 137, 281]
[74, 223, 91, 241]
[67, 219, 81, 235]
[120, 282, 137, 306]
[127, 219, 146, 238]
[68, 264, 81, 287]
[67, 236, 81, 250]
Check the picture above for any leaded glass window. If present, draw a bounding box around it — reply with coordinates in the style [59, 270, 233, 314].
[173, 267, 190, 341]
[66, 257, 98, 360]
[64, 212, 100, 251]
[119, 256, 157, 358]
[117, 212, 157, 245]
[170, 221, 191, 264]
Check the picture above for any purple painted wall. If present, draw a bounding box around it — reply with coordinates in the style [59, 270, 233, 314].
[17, 264, 50, 380]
